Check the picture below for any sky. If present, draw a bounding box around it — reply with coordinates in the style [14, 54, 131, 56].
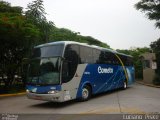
[6, 0, 160, 49]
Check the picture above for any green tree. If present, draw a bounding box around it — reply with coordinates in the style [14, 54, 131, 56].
[0, 1, 22, 13]
[135, 0, 160, 28]
[135, 0, 160, 84]
[0, 1, 40, 87]
[25, 0, 46, 23]
[150, 38, 160, 85]
[26, 0, 109, 47]
[25, 0, 54, 43]
[50, 27, 110, 48]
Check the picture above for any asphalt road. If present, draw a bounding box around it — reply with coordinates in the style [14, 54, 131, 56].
[0, 83, 160, 114]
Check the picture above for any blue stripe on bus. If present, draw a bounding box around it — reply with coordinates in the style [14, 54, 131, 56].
[76, 64, 134, 98]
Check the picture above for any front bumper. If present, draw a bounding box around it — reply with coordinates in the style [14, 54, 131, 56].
[26, 92, 64, 102]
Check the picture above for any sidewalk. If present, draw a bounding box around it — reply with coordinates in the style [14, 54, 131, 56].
[0, 92, 26, 97]
[136, 81, 160, 88]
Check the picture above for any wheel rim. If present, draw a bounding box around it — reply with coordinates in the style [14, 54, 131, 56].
[82, 88, 89, 99]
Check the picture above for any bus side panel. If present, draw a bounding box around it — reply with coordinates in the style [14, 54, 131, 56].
[76, 64, 126, 98]
[92, 64, 126, 93]
[126, 66, 135, 86]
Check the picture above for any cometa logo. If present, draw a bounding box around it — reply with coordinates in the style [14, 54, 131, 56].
[98, 66, 113, 74]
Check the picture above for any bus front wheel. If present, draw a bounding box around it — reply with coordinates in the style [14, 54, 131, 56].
[81, 85, 91, 101]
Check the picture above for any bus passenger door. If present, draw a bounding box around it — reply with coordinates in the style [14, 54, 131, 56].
[61, 45, 80, 101]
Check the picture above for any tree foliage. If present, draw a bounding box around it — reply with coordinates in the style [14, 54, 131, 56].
[25, 0, 110, 47]
[0, 1, 40, 87]
[135, 0, 160, 28]
[25, 0, 46, 23]
[150, 38, 160, 85]
[25, 0, 54, 43]
[0, 1, 22, 14]
[135, 0, 160, 84]
[50, 27, 110, 48]
[150, 38, 160, 75]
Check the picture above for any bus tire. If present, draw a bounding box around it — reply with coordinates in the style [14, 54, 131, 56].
[122, 81, 127, 90]
[80, 85, 91, 101]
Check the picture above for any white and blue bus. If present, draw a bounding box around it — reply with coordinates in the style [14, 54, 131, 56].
[26, 41, 135, 102]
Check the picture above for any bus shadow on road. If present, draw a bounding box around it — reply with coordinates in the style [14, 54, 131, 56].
[30, 87, 132, 109]
[91, 87, 131, 100]
[30, 99, 78, 108]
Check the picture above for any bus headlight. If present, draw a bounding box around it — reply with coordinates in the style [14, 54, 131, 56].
[48, 90, 58, 94]
[26, 89, 29, 93]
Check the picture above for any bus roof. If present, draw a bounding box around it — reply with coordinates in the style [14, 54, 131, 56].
[35, 41, 132, 58]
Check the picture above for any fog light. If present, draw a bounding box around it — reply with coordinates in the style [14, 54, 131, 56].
[26, 89, 29, 93]
[48, 90, 58, 94]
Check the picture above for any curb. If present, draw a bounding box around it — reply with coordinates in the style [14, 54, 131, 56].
[0, 92, 26, 97]
[136, 81, 160, 88]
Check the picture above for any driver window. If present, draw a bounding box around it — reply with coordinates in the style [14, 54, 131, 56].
[62, 45, 79, 83]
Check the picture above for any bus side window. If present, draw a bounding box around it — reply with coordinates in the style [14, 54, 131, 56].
[119, 55, 127, 66]
[62, 45, 79, 83]
[99, 51, 105, 64]
[62, 61, 69, 83]
[104, 51, 112, 64]
[125, 57, 133, 66]
[80, 46, 93, 64]
[99, 51, 121, 65]
[93, 49, 101, 64]
[111, 53, 121, 65]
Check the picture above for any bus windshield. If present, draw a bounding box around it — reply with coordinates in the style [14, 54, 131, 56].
[32, 44, 64, 58]
[27, 57, 61, 85]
